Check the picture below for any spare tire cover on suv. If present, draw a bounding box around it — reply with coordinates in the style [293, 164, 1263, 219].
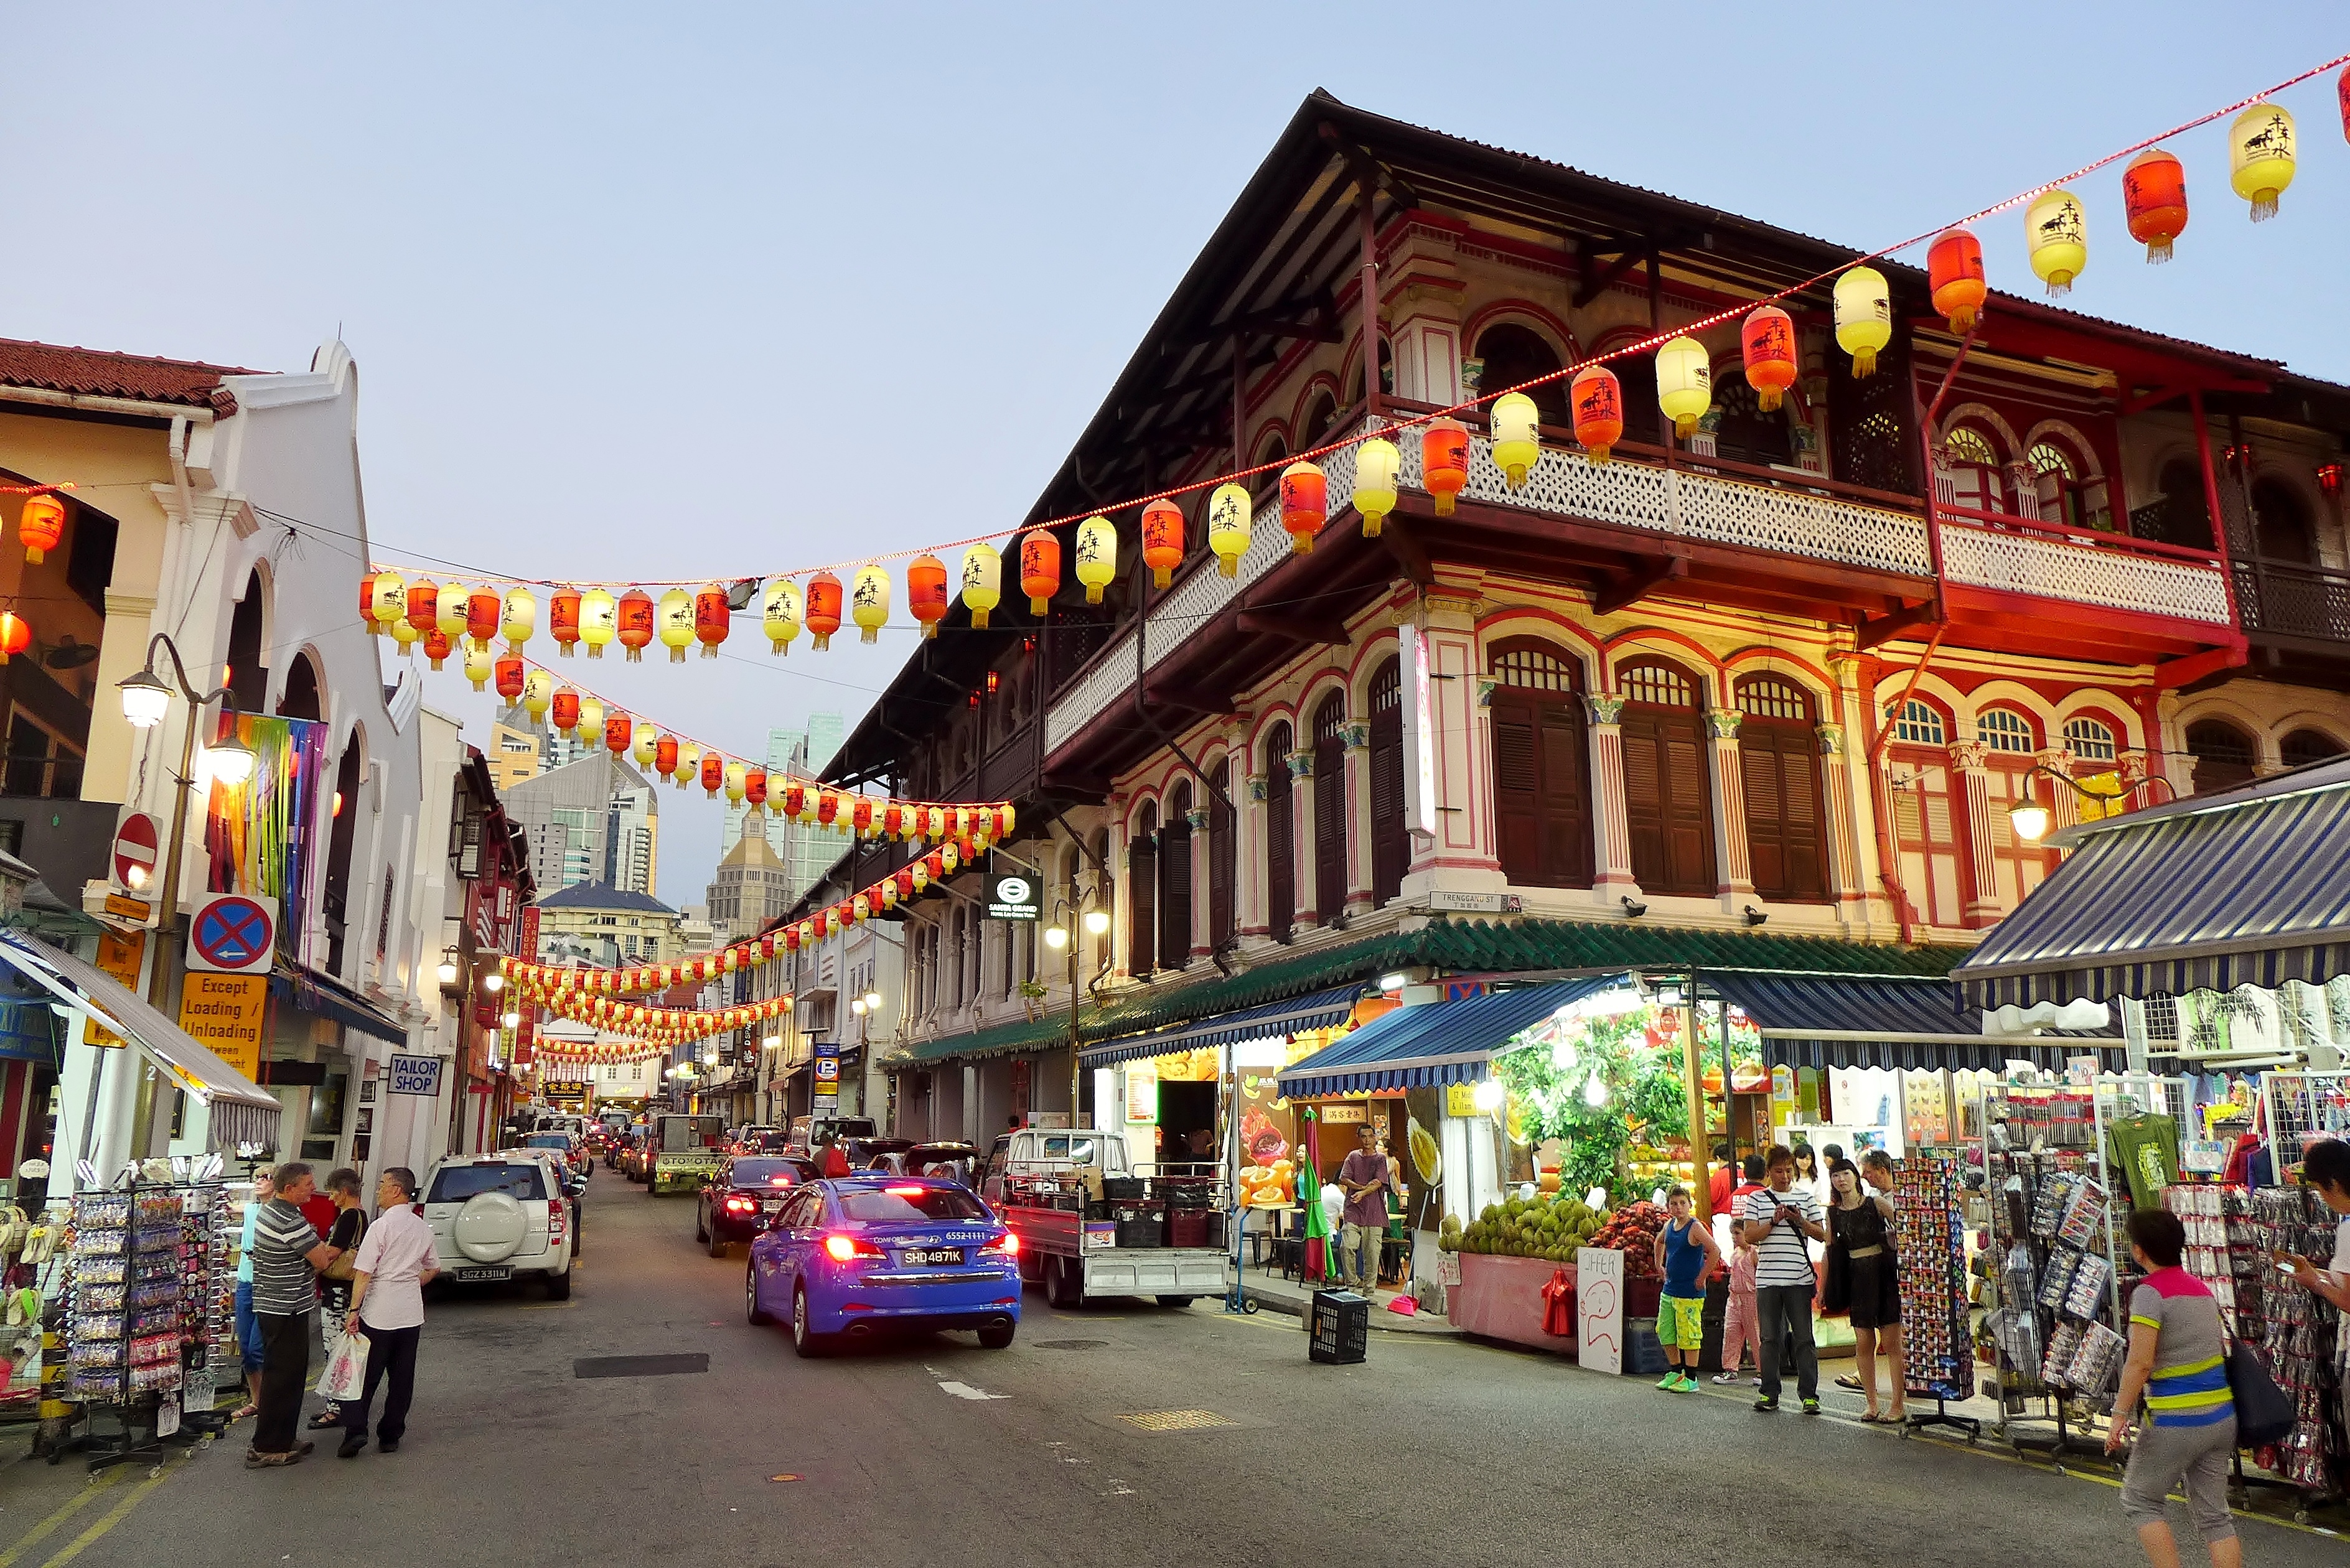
[454, 1191, 529, 1262]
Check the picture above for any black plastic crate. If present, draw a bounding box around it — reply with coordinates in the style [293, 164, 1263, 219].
[1308, 1289, 1369, 1365]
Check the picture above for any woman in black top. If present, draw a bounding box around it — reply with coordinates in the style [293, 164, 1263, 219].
[310, 1168, 370, 1430]
[1822, 1158, 1904, 1423]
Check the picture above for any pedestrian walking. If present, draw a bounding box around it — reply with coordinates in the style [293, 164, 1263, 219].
[1741, 1145, 1826, 1414]
[818, 1133, 850, 1179]
[1822, 1157, 1905, 1423]
[1650, 1186, 1720, 1393]
[1336, 1122, 1390, 1291]
[246, 1162, 340, 1468]
[339, 1168, 439, 1457]
[309, 1168, 369, 1432]
[228, 1165, 273, 1422]
[2106, 1208, 2238, 1567]
[1706, 1142, 1733, 1218]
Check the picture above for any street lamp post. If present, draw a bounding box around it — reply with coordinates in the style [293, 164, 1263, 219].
[1044, 896, 1111, 1129]
[118, 633, 254, 1008]
[2006, 762, 2179, 844]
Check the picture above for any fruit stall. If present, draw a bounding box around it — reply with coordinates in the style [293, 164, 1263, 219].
[1438, 1195, 1669, 1358]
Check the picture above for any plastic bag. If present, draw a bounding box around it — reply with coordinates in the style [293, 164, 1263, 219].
[317, 1328, 370, 1402]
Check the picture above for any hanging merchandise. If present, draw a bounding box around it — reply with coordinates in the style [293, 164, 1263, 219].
[0, 612, 29, 665]
[805, 572, 843, 650]
[578, 587, 617, 659]
[1569, 365, 1623, 463]
[616, 588, 656, 661]
[1832, 266, 1893, 377]
[1352, 436, 1400, 534]
[1891, 1156, 1975, 1408]
[1280, 460, 1327, 553]
[1927, 229, 1987, 334]
[1074, 516, 1116, 602]
[850, 565, 890, 644]
[1140, 498, 1183, 587]
[763, 577, 803, 653]
[1020, 526, 1062, 614]
[500, 586, 536, 653]
[2026, 189, 2088, 297]
[549, 587, 581, 656]
[693, 584, 729, 658]
[2122, 148, 2189, 263]
[1741, 305, 1798, 412]
[16, 493, 67, 564]
[1207, 483, 1251, 577]
[959, 544, 1001, 628]
[1487, 393, 1539, 489]
[2227, 102, 2297, 221]
[1421, 418, 1469, 515]
[907, 555, 948, 640]
[655, 589, 695, 663]
[1654, 335, 1711, 437]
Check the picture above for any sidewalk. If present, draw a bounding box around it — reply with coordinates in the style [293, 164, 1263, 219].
[1240, 1270, 1463, 1335]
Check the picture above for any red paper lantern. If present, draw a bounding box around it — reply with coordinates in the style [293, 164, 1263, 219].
[550, 589, 581, 656]
[616, 589, 656, 661]
[654, 736, 679, 778]
[805, 572, 842, 650]
[604, 712, 631, 754]
[851, 797, 874, 836]
[1569, 366, 1624, 464]
[494, 656, 526, 701]
[1279, 461, 1328, 553]
[895, 869, 917, 903]
[466, 586, 501, 648]
[817, 788, 841, 827]
[907, 554, 949, 640]
[551, 688, 580, 732]
[782, 782, 805, 819]
[16, 495, 65, 563]
[405, 577, 440, 634]
[1421, 419, 1469, 514]
[693, 585, 729, 657]
[744, 768, 767, 807]
[700, 752, 724, 796]
[1018, 528, 1061, 616]
[0, 612, 28, 665]
[1926, 230, 1987, 335]
[1141, 500, 1184, 589]
[2122, 149, 2189, 264]
[424, 628, 452, 670]
[1740, 306, 1799, 413]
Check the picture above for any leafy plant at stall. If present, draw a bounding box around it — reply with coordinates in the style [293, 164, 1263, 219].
[1491, 1007, 1693, 1205]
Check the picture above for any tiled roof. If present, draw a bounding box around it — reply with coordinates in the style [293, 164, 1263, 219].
[533, 880, 676, 916]
[0, 337, 263, 411]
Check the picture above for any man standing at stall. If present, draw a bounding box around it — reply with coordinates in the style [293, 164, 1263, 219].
[1742, 1145, 1827, 1414]
[247, 1162, 342, 1468]
[1337, 1121, 1392, 1292]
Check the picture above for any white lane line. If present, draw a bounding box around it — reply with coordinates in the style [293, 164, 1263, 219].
[937, 1379, 1009, 1401]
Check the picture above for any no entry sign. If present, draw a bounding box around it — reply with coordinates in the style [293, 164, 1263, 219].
[111, 811, 159, 892]
[187, 892, 279, 974]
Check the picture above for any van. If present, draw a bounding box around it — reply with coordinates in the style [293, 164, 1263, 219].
[786, 1114, 877, 1152]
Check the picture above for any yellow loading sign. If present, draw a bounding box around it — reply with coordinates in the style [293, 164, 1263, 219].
[179, 972, 268, 1079]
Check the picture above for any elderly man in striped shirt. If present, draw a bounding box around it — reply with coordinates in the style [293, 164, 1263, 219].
[247, 1162, 342, 1468]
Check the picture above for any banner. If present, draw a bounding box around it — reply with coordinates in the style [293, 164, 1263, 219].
[205, 713, 327, 956]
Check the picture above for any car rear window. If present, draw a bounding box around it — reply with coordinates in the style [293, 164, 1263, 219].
[429, 1164, 548, 1203]
[838, 1185, 989, 1223]
[523, 1135, 570, 1149]
[731, 1159, 808, 1187]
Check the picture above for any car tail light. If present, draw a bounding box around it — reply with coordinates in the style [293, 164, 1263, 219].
[769, 1175, 793, 1185]
[979, 1231, 1018, 1258]
[548, 1200, 567, 1243]
[724, 1196, 756, 1213]
[823, 1233, 882, 1262]
[884, 1185, 925, 1197]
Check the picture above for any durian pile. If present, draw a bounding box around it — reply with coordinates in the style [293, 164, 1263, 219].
[1436, 1193, 1608, 1261]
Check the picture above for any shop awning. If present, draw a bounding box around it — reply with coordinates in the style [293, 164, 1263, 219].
[270, 960, 409, 1047]
[1698, 969, 2117, 1071]
[1080, 985, 1365, 1070]
[1954, 758, 2350, 1007]
[0, 933, 282, 1152]
[1275, 978, 1615, 1099]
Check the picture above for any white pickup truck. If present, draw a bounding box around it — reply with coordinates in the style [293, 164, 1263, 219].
[981, 1128, 1230, 1310]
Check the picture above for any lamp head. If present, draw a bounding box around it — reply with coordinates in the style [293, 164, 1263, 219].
[1042, 925, 1069, 951]
[2009, 801, 2053, 842]
[1082, 908, 1110, 937]
[204, 735, 256, 788]
[436, 948, 459, 987]
[118, 669, 172, 729]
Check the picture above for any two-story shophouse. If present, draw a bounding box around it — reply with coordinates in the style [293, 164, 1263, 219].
[812, 95, 2349, 1152]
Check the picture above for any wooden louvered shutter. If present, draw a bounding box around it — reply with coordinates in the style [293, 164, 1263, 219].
[1127, 831, 1156, 976]
[1265, 727, 1294, 938]
[1662, 720, 1715, 892]
[1209, 768, 1235, 947]
[1312, 696, 1346, 924]
[1160, 805, 1192, 972]
[1741, 743, 1785, 895]
[1621, 714, 1668, 887]
[1743, 726, 1825, 902]
[1369, 661, 1406, 905]
[1540, 706, 1595, 887]
[1492, 700, 1543, 880]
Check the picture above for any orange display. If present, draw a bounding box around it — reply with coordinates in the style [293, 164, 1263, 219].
[1141, 500, 1184, 588]
[550, 588, 582, 655]
[617, 589, 656, 661]
[1926, 230, 1987, 334]
[1019, 527, 1062, 614]
[1279, 460, 1328, 553]
[1569, 365, 1624, 464]
[693, 585, 731, 656]
[1421, 419, 1469, 514]
[805, 572, 843, 650]
[2122, 149, 2188, 263]
[1741, 305, 1798, 412]
[907, 554, 950, 640]
[16, 495, 64, 564]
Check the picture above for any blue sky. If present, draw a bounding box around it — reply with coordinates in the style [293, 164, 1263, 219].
[7, 4, 2344, 905]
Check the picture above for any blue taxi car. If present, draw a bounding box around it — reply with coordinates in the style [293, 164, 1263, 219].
[746, 1176, 1020, 1356]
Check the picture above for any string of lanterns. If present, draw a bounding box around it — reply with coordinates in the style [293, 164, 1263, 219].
[531, 1042, 674, 1067]
[358, 63, 2348, 679]
[520, 979, 797, 1044]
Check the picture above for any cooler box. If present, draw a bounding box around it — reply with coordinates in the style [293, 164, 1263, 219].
[1308, 1289, 1369, 1365]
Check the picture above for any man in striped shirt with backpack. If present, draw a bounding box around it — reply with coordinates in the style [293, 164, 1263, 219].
[1739, 1145, 1827, 1414]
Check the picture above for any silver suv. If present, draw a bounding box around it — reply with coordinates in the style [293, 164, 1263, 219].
[421, 1154, 578, 1299]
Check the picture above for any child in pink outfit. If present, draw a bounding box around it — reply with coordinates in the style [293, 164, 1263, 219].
[1714, 1220, 1763, 1384]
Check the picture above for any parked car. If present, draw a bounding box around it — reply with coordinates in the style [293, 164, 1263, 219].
[695, 1155, 820, 1256]
[729, 1124, 784, 1155]
[868, 1142, 983, 1187]
[498, 1147, 587, 1258]
[422, 1154, 578, 1299]
[785, 1114, 878, 1153]
[746, 1177, 1019, 1356]
[520, 1131, 589, 1178]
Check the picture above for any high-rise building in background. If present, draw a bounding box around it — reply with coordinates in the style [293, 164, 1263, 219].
[706, 813, 795, 942]
[719, 727, 805, 856]
[485, 720, 543, 791]
[714, 714, 844, 905]
[502, 751, 660, 899]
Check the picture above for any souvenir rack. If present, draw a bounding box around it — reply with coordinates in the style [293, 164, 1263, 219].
[1891, 1153, 1979, 1440]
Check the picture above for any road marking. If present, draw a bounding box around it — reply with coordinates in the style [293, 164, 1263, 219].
[27, 1457, 177, 1567]
[937, 1380, 1008, 1401]
[0, 1475, 119, 1567]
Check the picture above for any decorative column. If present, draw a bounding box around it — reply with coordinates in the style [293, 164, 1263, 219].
[1288, 749, 1319, 928]
[1340, 721, 1375, 917]
[1814, 722, 1863, 917]
[1416, 590, 1501, 892]
[2035, 748, 2080, 838]
[2119, 750, 2156, 816]
[1187, 803, 1212, 961]
[1240, 772, 1270, 938]
[1383, 230, 1465, 408]
[1586, 693, 1637, 893]
[1828, 646, 1882, 928]
[1950, 740, 2002, 927]
[1706, 708, 1754, 900]
[1106, 797, 1131, 979]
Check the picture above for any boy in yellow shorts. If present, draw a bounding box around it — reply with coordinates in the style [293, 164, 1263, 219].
[1652, 1186, 1720, 1392]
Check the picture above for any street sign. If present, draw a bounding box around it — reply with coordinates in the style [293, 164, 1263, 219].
[985, 872, 1037, 922]
[178, 973, 267, 1079]
[388, 1055, 444, 1097]
[85, 931, 146, 1048]
[110, 811, 160, 892]
[187, 892, 278, 974]
[102, 893, 152, 923]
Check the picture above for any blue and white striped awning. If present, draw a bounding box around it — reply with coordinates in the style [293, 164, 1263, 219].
[1079, 985, 1365, 1070]
[1698, 970, 2113, 1071]
[1955, 759, 2350, 1008]
[1274, 978, 1614, 1099]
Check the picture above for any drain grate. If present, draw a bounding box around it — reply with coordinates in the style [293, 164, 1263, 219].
[574, 1353, 709, 1379]
[1033, 1339, 1109, 1351]
[1115, 1409, 1234, 1431]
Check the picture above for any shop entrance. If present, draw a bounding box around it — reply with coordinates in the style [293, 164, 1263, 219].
[1158, 1080, 1217, 1169]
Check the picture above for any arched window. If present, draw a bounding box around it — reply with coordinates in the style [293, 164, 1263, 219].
[1616, 658, 1716, 895]
[1472, 324, 1568, 427]
[1311, 693, 1347, 925]
[1207, 760, 1236, 949]
[1942, 426, 2006, 516]
[1976, 707, 2037, 754]
[1734, 676, 1825, 902]
[2062, 716, 2119, 762]
[2184, 719, 2257, 794]
[2280, 729, 2346, 768]
[1710, 375, 1792, 469]
[322, 734, 363, 973]
[1892, 701, 1946, 747]
[227, 571, 268, 713]
[278, 650, 323, 722]
[2028, 441, 2094, 530]
[1489, 641, 1592, 889]
[1087, 828, 1113, 976]
[1263, 722, 1295, 938]
[1159, 780, 1194, 971]
[1346, 337, 1393, 409]
[1368, 659, 1407, 906]
[2138, 458, 2216, 551]
[1253, 432, 1288, 467]
[1127, 803, 1157, 978]
[2249, 478, 2316, 565]
[1300, 393, 1338, 450]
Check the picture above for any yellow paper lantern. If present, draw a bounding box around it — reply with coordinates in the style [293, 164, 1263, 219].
[723, 761, 747, 804]
[1487, 395, 1540, 488]
[462, 642, 494, 693]
[960, 543, 1002, 630]
[390, 616, 421, 651]
[634, 722, 660, 768]
[577, 696, 604, 738]
[1654, 336, 1713, 437]
[673, 742, 701, 789]
[2227, 103, 2296, 222]
[521, 668, 555, 719]
[2026, 189, 2087, 297]
[851, 565, 891, 644]
[579, 589, 617, 659]
[436, 582, 472, 641]
[500, 586, 536, 653]
[1352, 437, 1400, 533]
[762, 578, 802, 655]
[368, 571, 406, 636]
[1207, 483, 1251, 578]
[1074, 516, 1117, 604]
[655, 589, 695, 663]
[1832, 268, 1892, 378]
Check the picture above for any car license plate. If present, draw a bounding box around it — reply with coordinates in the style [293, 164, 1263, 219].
[763, 1199, 782, 1211]
[899, 1247, 963, 1267]
[454, 1266, 512, 1282]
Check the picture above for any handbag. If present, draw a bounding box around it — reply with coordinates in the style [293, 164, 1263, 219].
[2226, 1340, 2295, 1447]
[324, 1250, 358, 1282]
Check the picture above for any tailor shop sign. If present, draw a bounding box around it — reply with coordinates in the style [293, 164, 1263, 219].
[178, 973, 268, 1080]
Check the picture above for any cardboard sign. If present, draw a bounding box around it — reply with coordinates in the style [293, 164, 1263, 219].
[178, 973, 267, 1080]
[1576, 1244, 1624, 1376]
